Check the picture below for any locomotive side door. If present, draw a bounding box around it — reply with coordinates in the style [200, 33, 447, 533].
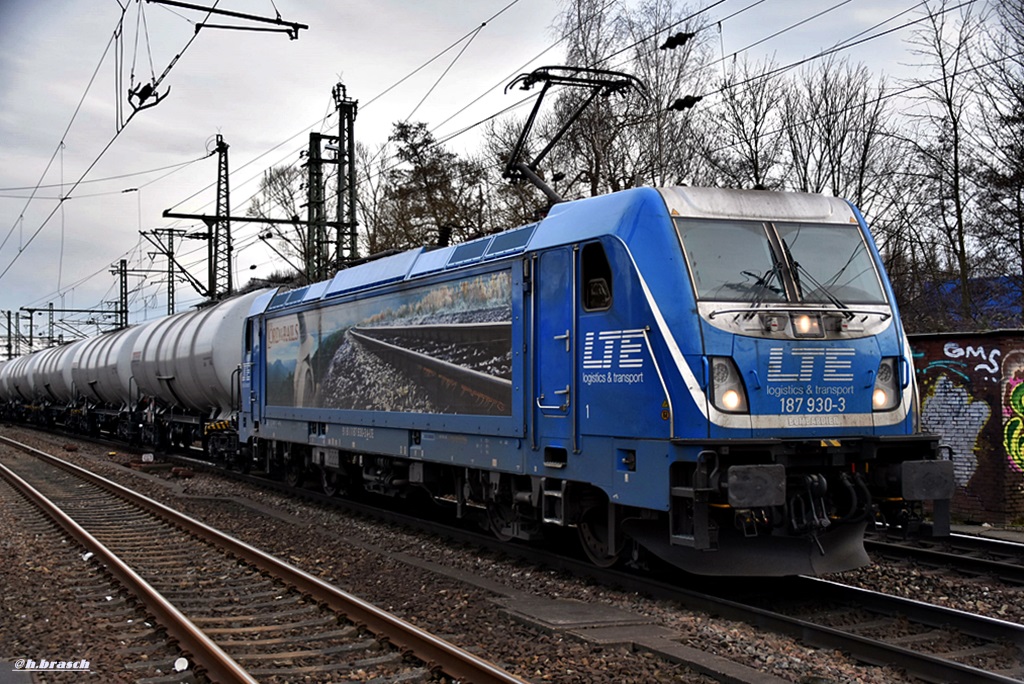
[533, 247, 576, 462]
[239, 318, 262, 438]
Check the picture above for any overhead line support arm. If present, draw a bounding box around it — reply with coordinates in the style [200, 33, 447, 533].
[144, 0, 308, 39]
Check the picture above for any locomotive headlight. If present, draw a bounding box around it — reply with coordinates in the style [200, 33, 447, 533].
[872, 358, 900, 411]
[722, 389, 743, 411]
[710, 357, 748, 414]
[791, 313, 824, 338]
[872, 388, 889, 409]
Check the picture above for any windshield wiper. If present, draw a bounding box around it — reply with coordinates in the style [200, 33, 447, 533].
[741, 264, 784, 316]
[792, 261, 853, 318]
[778, 235, 850, 317]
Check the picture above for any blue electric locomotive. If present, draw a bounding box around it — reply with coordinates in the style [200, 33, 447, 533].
[238, 185, 953, 576]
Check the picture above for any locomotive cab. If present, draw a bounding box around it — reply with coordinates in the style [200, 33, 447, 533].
[621, 187, 955, 575]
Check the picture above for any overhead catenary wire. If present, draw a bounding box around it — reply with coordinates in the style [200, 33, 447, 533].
[358, 0, 793, 187]
[361, 0, 845, 184]
[700, 45, 1024, 159]
[0, 1, 223, 288]
[0, 16, 122, 257]
[694, 0, 978, 105]
[151, 0, 556, 295]
[226, 0, 628, 214]
[0, 154, 213, 192]
[10, 0, 1004, 327]
[15, 2, 948, 290]
[404, 22, 487, 123]
[165, 0, 535, 221]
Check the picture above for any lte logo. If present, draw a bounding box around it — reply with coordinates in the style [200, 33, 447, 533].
[767, 347, 855, 383]
[582, 330, 646, 370]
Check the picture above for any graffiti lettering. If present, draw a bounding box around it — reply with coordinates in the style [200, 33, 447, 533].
[920, 375, 986, 486]
[1002, 350, 1024, 474]
[943, 342, 1001, 375]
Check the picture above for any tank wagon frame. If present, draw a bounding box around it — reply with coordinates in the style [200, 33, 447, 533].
[0, 291, 266, 453]
[0, 186, 954, 576]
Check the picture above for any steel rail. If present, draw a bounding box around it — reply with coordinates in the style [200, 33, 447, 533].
[0, 435, 528, 684]
[164, 443, 1024, 684]
[866, 536, 1024, 585]
[698, 576, 1024, 684]
[20, 424, 1022, 683]
[119, 436, 1024, 684]
[789, 576, 1024, 646]
[0, 459, 258, 684]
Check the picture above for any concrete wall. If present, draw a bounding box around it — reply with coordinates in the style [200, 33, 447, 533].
[911, 331, 1024, 525]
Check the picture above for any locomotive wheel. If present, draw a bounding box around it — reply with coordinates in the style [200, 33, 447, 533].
[487, 502, 516, 542]
[578, 506, 623, 568]
[285, 463, 304, 488]
[236, 453, 251, 475]
[321, 467, 340, 497]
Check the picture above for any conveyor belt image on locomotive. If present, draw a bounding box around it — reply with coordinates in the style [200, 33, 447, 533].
[0, 185, 955, 577]
[263, 271, 513, 415]
[346, 323, 513, 415]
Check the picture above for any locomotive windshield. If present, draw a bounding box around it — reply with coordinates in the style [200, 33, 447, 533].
[677, 219, 886, 305]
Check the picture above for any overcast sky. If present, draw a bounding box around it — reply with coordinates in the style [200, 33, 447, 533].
[0, 0, 941, 338]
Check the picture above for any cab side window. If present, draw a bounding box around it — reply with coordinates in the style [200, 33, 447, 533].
[582, 242, 612, 311]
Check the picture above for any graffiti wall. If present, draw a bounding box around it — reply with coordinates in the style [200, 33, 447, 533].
[265, 270, 513, 416]
[911, 331, 1024, 525]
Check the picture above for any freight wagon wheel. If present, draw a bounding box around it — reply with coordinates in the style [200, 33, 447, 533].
[578, 506, 623, 568]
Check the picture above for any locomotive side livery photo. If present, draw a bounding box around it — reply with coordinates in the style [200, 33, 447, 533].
[0, 185, 955, 576]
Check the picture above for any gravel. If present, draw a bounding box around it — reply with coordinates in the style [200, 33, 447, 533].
[0, 453, 193, 683]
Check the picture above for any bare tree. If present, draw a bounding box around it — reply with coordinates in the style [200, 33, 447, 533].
[701, 55, 786, 189]
[355, 140, 393, 257]
[606, 0, 715, 188]
[778, 57, 895, 205]
[902, 0, 987, 322]
[545, 0, 633, 198]
[482, 116, 548, 226]
[506, 0, 711, 203]
[377, 122, 488, 251]
[246, 164, 307, 270]
[972, 0, 1024, 324]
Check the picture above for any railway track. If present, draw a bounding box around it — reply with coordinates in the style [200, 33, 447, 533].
[469, 535, 1024, 683]
[9, 425, 1024, 683]
[701, 575, 1024, 684]
[141, 442, 1024, 683]
[465, 536, 1024, 683]
[0, 434, 526, 684]
[167, 452, 1024, 683]
[865, 532, 1024, 585]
